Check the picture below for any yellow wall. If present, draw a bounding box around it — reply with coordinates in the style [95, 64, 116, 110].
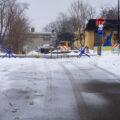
[84, 31, 89, 47]
[74, 30, 94, 49]
[74, 26, 120, 50]
[103, 30, 117, 45]
[74, 27, 85, 49]
[84, 30, 119, 50]
[85, 30, 94, 49]
[74, 40, 82, 48]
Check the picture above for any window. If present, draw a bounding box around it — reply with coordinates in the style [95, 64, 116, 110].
[43, 35, 51, 40]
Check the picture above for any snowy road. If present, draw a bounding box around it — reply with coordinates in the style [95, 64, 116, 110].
[0, 58, 120, 120]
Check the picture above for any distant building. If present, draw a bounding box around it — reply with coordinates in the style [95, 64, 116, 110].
[25, 30, 52, 51]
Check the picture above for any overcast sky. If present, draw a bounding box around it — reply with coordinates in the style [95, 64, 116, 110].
[19, 0, 118, 32]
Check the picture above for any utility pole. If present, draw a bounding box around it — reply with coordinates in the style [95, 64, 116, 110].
[118, 0, 120, 55]
[96, 19, 106, 56]
[97, 34, 102, 56]
[118, 0, 120, 43]
[0, 33, 1, 51]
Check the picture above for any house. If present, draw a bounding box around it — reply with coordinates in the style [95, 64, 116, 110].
[24, 31, 52, 51]
[85, 19, 120, 49]
[74, 19, 120, 50]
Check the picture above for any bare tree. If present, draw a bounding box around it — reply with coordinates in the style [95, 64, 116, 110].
[43, 12, 75, 34]
[43, 12, 74, 46]
[67, 0, 95, 47]
[100, 6, 118, 19]
[0, 0, 10, 45]
[68, 0, 96, 31]
[43, 0, 95, 33]
[0, 0, 30, 53]
[43, 21, 60, 33]
[43, 0, 96, 47]
[43, 13, 71, 33]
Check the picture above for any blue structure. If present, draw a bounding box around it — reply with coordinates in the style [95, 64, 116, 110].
[2, 46, 16, 58]
[75, 46, 90, 58]
[98, 30, 103, 35]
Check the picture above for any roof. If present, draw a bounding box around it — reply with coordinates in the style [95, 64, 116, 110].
[86, 19, 120, 31]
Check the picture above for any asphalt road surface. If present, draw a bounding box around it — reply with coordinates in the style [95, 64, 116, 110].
[0, 58, 120, 120]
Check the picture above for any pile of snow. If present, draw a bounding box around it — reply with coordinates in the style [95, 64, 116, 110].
[27, 51, 40, 55]
[91, 52, 120, 77]
[0, 51, 5, 55]
[88, 51, 120, 77]
[0, 50, 120, 78]
[67, 50, 97, 56]
[58, 50, 120, 77]
[67, 51, 79, 55]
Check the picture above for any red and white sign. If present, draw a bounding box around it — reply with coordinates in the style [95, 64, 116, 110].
[60, 46, 69, 50]
[98, 24, 104, 30]
[112, 44, 120, 48]
[96, 18, 106, 27]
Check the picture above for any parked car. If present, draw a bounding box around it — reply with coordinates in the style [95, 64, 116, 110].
[40, 44, 51, 54]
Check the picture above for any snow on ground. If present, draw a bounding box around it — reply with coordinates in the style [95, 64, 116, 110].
[56, 51, 120, 78]
[91, 52, 120, 77]
[27, 51, 40, 55]
[90, 51, 120, 77]
[0, 51, 120, 120]
[0, 58, 33, 91]
[0, 51, 5, 55]
[67, 51, 79, 55]
[0, 50, 120, 78]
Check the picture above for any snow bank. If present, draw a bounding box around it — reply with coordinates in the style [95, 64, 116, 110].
[0, 51, 5, 55]
[27, 51, 40, 55]
[67, 51, 79, 55]
[91, 53, 120, 77]
[57, 51, 120, 78]
[0, 50, 120, 79]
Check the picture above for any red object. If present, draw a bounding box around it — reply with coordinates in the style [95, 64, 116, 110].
[96, 18, 106, 27]
[112, 44, 119, 48]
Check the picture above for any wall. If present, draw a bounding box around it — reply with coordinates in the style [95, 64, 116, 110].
[26, 33, 52, 50]
[102, 31, 118, 46]
[85, 30, 94, 49]
[74, 27, 85, 49]
[84, 30, 120, 50]
[74, 40, 82, 49]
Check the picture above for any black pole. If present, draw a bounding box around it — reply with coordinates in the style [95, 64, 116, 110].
[118, 0, 120, 43]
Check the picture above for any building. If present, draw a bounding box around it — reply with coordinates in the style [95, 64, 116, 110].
[74, 19, 120, 50]
[85, 19, 120, 49]
[24, 31, 52, 51]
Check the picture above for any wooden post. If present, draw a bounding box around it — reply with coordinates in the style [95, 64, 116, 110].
[97, 46, 101, 56]
[97, 34, 102, 56]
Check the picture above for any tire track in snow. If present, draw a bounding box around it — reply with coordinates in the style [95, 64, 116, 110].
[58, 62, 88, 120]
[43, 60, 53, 120]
